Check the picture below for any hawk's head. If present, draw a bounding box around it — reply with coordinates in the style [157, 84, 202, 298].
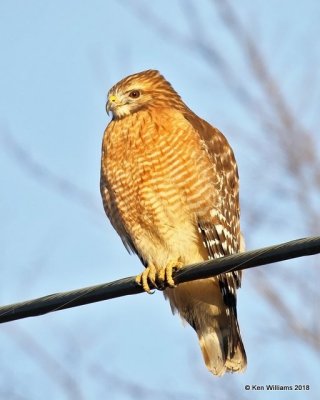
[106, 70, 183, 119]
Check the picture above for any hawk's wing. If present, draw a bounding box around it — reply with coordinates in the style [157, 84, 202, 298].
[184, 111, 243, 354]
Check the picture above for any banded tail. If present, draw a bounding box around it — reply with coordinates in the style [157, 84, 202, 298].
[165, 279, 247, 376]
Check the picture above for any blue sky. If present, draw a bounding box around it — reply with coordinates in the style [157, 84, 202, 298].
[0, 1, 319, 399]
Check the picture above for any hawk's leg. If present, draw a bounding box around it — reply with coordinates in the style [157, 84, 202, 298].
[135, 259, 183, 293]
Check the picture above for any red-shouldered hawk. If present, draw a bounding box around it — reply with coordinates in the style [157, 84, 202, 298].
[100, 70, 246, 376]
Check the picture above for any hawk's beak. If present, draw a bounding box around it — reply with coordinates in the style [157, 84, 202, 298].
[106, 95, 118, 115]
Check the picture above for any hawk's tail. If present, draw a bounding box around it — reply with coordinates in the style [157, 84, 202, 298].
[197, 311, 247, 376]
[165, 279, 247, 376]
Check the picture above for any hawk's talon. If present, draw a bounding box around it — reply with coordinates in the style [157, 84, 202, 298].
[135, 260, 183, 293]
[164, 260, 183, 288]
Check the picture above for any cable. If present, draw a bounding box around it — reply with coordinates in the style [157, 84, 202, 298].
[0, 236, 319, 324]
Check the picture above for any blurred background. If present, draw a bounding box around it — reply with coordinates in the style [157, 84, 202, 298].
[0, 1, 319, 399]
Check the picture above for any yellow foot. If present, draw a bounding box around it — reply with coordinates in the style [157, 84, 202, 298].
[135, 259, 183, 293]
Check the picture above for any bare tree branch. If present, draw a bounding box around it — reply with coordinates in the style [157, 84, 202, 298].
[2, 325, 84, 400]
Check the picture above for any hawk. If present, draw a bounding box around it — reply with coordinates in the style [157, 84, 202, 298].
[100, 70, 247, 375]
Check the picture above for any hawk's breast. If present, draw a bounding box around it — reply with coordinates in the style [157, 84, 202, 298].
[102, 109, 216, 265]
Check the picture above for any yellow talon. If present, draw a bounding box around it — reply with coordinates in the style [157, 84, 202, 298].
[135, 259, 183, 293]
[165, 260, 183, 288]
[158, 268, 166, 286]
[135, 263, 158, 293]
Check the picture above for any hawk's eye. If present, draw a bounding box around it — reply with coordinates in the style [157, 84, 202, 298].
[129, 90, 140, 99]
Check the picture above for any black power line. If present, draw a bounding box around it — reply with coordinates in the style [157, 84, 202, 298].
[0, 236, 319, 324]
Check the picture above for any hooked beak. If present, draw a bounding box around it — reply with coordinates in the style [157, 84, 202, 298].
[106, 95, 118, 115]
